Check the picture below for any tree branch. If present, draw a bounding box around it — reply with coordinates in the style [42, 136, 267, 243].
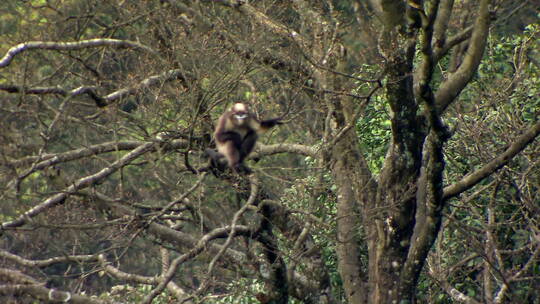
[1, 142, 155, 229]
[433, 25, 473, 62]
[443, 120, 540, 200]
[11, 141, 142, 168]
[144, 224, 253, 304]
[1, 68, 190, 107]
[0, 250, 96, 268]
[254, 143, 318, 159]
[0, 84, 108, 106]
[103, 69, 189, 102]
[435, 0, 490, 113]
[0, 38, 156, 68]
[97, 255, 191, 302]
[0, 268, 41, 285]
[210, 0, 307, 47]
[427, 267, 482, 304]
[147, 176, 260, 304]
[432, 0, 455, 49]
[0, 269, 109, 304]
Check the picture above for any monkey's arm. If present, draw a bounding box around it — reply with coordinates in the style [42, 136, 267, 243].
[257, 118, 283, 132]
[239, 130, 258, 159]
[215, 131, 243, 148]
[214, 112, 244, 145]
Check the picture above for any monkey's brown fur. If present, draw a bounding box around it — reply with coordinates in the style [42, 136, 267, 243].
[211, 103, 281, 174]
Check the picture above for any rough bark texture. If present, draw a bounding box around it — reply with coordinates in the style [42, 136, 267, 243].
[355, 0, 494, 302]
[332, 130, 368, 303]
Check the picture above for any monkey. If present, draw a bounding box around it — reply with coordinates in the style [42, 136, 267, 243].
[208, 102, 282, 174]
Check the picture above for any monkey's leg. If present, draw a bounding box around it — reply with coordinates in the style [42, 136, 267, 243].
[204, 148, 222, 160]
[229, 131, 257, 175]
[219, 141, 243, 174]
[204, 148, 227, 173]
[239, 130, 258, 161]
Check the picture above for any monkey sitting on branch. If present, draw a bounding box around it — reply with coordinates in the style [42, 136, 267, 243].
[205, 102, 283, 175]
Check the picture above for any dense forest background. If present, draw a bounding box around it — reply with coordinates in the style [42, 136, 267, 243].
[0, 0, 538, 303]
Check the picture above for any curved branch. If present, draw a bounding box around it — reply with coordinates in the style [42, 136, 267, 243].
[195, 176, 259, 294]
[0, 84, 77, 95]
[433, 25, 473, 62]
[0, 85, 106, 106]
[427, 268, 482, 304]
[1, 142, 155, 229]
[147, 221, 248, 263]
[0, 268, 41, 285]
[0, 271, 108, 304]
[143, 176, 259, 304]
[254, 143, 319, 159]
[97, 255, 190, 302]
[210, 0, 307, 47]
[144, 224, 253, 303]
[435, 0, 490, 113]
[103, 69, 189, 102]
[432, 0, 455, 49]
[0, 250, 96, 268]
[443, 120, 540, 201]
[0, 38, 156, 68]
[90, 191, 252, 267]
[1, 68, 190, 107]
[10, 139, 187, 169]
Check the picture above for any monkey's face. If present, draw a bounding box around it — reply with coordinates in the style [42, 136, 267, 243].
[231, 103, 250, 126]
[233, 111, 249, 126]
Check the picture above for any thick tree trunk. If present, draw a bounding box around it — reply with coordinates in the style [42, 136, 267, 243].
[331, 131, 368, 304]
[322, 0, 492, 302]
[330, 97, 376, 303]
[366, 44, 425, 303]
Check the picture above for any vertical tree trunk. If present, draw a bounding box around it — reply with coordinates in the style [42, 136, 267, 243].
[330, 97, 376, 303]
[332, 131, 368, 304]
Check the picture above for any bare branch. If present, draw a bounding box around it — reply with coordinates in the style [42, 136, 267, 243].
[97, 255, 191, 301]
[103, 69, 189, 102]
[0, 269, 109, 304]
[1, 68, 190, 107]
[212, 0, 307, 47]
[427, 266, 482, 304]
[253, 143, 319, 159]
[0, 84, 109, 106]
[434, 25, 473, 62]
[144, 224, 253, 303]
[10, 139, 187, 170]
[1, 142, 155, 229]
[196, 175, 260, 294]
[0, 250, 96, 268]
[143, 176, 260, 304]
[494, 244, 540, 303]
[145, 173, 208, 228]
[88, 190, 250, 267]
[435, 0, 490, 113]
[443, 120, 540, 200]
[0, 84, 79, 95]
[0, 38, 156, 68]
[432, 0, 455, 49]
[0, 268, 41, 285]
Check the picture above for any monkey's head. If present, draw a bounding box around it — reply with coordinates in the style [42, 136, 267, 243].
[230, 103, 250, 126]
